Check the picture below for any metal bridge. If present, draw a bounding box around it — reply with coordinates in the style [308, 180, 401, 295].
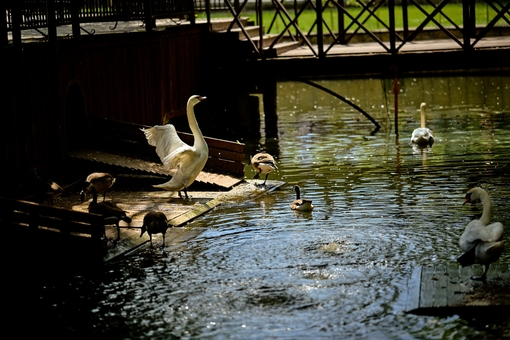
[4, 0, 510, 58]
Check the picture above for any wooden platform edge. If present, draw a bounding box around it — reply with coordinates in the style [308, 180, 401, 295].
[404, 264, 510, 317]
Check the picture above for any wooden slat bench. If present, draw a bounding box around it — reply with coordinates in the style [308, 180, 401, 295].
[1, 197, 107, 263]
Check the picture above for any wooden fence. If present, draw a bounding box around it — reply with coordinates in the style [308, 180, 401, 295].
[1, 196, 107, 263]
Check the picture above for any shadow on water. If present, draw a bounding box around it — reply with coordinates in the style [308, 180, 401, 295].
[12, 75, 510, 338]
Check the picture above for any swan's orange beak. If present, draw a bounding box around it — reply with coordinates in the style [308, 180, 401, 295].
[199, 96, 207, 101]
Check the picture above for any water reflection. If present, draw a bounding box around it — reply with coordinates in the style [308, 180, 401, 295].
[30, 75, 510, 338]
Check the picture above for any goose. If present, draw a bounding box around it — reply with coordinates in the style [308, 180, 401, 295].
[140, 211, 169, 249]
[458, 187, 505, 280]
[250, 152, 277, 186]
[80, 172, 115, 202]
[141, 95, 208, 199]
[32, 168, 64, 205]
[290, 185, 314, 212]
[410, 102, 434, 146]
[87, 186, 131, 242]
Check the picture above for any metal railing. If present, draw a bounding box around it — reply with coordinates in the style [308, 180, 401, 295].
[215, 0, 509, 57]
[4, 0, 510, 56]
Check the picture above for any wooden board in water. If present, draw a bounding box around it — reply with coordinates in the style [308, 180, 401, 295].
[405, 264, 510, 316]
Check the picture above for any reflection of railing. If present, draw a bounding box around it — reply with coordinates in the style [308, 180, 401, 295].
[4, 0, 510, 56]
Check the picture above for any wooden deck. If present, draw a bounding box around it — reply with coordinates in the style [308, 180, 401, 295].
[405, 264, 510, 316]
[279, 36, 510, 58]
[72, 179, 286, 262]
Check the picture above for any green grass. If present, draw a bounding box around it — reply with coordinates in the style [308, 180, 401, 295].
[198, 3, 508, 35]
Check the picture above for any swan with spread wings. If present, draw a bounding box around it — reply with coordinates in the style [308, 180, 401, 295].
[141, 95, 208, 199]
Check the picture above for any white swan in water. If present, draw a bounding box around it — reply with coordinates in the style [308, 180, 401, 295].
[141, 95, 208, 199]
[458, 187, 505, 280]
[410, 102, 434, 146]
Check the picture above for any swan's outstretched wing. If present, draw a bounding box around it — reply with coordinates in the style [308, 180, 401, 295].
[141, 124, 188, 163]
[163, 146, 196, 170]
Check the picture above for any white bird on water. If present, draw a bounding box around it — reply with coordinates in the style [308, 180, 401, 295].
[458, 187, 505, 281]
[410, 102, 435, 146]
[141, 95, 208, 199]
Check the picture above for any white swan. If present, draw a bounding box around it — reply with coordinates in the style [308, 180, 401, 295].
[250, 152, 277, 186]
[290, 185, 314, 212]
[141, 95, 208, 199]
[458, 187, 505, 280]
[410, 102, 434, 146]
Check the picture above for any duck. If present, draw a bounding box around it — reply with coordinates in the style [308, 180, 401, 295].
[80, 172, 115, 202]
[250, 152, 277, 186]
[140, 211, 169, 249]
[410, 102, 434, 146]
[32, 168, 64, 205]
[290, 185, 314, 212]
[87, 186, 131, 242]
[458, 187, 505, 280]
[141, 95, 208, 199]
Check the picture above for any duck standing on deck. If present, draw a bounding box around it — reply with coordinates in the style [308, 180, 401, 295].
[140, 211, 169, 249]
[80, 172, 115, 202]
[251, 152, 278, 186]
[88, 186, 131, 242]
[32, 168, 64, 205]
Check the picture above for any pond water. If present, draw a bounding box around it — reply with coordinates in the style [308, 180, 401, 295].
[23, 75, 510, 338]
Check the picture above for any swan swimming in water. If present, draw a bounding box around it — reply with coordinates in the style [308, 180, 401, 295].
[141, 95, 208, 199]
[290, 185, 314, 212]
[410, 102, 434, 146]
[458, 187, 505, 281]
[251, 152, 277, 186]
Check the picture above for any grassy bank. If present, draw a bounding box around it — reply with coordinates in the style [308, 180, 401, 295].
[199, 3, 508, 34]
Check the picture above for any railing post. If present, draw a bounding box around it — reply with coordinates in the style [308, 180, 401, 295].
[11, 0, 22, 46]
[1, 1, 7, 46]
[206, 0, 211, 26]
[145, 0, 154, 32]
[71, 0, 80, 37]
[337, 0, 345, 44]
[462, 0, 474, 50]
[188, 0, 196, 25]
[388, 0, 396, 55]
[46, 0, 57, 43]
[317, 0, 324, 58]
[257, 0, 263, 55]
[402, 0, 409, 39]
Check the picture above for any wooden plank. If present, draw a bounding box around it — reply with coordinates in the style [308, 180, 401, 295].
[404, 266, 422, 313]
[406, 264, 510, 316]
[168, 198, 221, 227]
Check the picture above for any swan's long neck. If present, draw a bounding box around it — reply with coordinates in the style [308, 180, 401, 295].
[479, 192, 493, 225]
[420, 106, 426, 128]
[187, 101, 206, 148]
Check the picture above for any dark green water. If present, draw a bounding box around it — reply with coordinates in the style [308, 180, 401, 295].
[20, 75, 510, 339]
